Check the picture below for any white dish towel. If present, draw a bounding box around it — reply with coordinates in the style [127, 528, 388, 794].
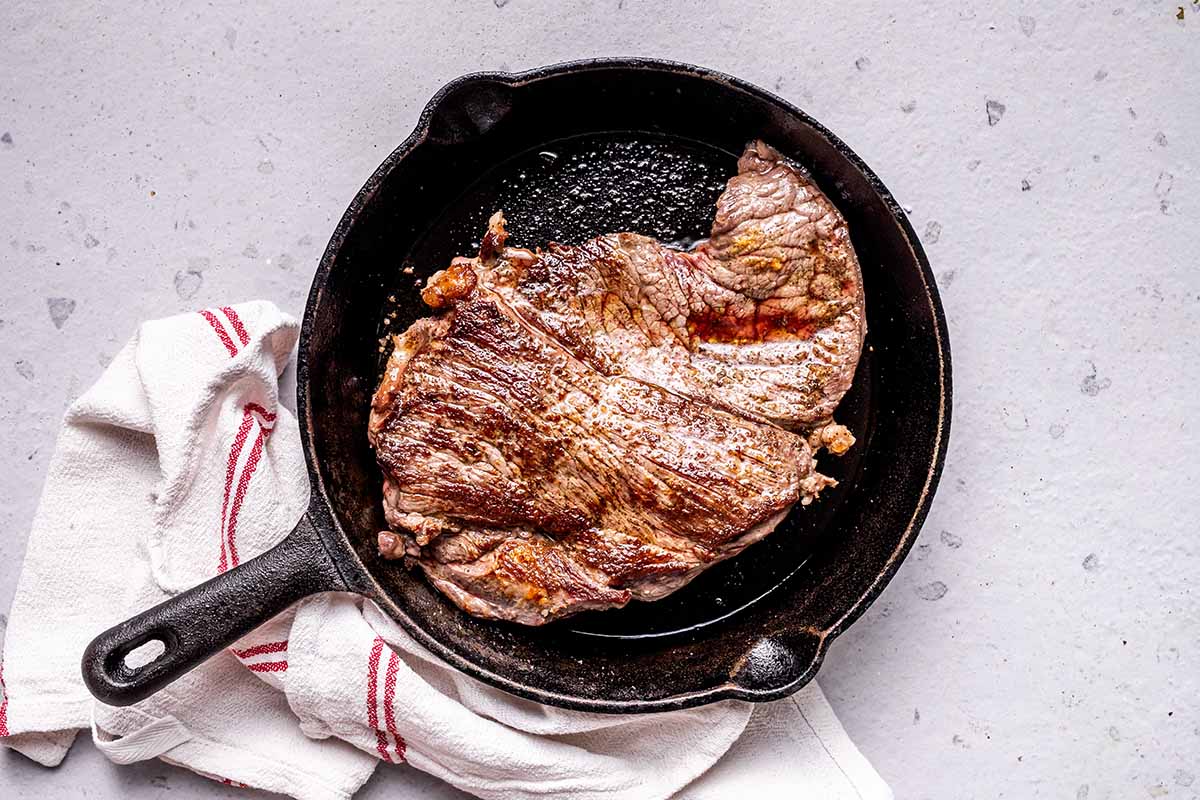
[0, 301, 891, 800]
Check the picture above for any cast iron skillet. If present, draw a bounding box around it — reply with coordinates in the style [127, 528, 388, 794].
[82, 58, 951, 713]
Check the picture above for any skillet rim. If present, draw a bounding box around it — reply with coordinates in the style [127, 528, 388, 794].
[296, 56, 952, 712]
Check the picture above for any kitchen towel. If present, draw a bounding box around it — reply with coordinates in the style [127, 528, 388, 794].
[0, 301, 891, 800]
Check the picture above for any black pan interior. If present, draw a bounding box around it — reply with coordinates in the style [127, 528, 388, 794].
[301, 61, 945, 710]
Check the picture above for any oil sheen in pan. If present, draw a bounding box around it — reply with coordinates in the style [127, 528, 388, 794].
[393, 132, 874, 640]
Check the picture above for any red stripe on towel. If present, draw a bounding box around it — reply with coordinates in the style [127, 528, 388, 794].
[246, 661, 288, 673]
[383, 648, 406, 761]
[218, 411, 256, 573]
[220, 306, 251, 346]
[199, 310, 238, 357]
[367, 637, 392, 762]
[0, 662, 10, 737]
[244, 402, 277, 423]
[224, 427, 266, 569]
[232, 640, 288, 659]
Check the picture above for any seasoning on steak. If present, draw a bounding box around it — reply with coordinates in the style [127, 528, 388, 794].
[369, 140, 865, 625]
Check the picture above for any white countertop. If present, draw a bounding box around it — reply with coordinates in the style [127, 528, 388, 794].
[2, 2, 1197, 798]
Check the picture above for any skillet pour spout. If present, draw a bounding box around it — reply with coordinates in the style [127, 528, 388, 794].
[82, 57, 950, 712]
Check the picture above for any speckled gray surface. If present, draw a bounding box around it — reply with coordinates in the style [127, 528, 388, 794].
[2, 2, 1198, 798]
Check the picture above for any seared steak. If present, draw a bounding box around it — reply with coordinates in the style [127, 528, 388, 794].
[480, 140, 865, 429]
[369, 141, 865, 625]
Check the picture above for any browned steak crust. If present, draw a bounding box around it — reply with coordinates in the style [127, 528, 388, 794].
[369, 141, 864, 625]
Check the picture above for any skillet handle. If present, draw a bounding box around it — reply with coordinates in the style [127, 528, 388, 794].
[82, 512, 345, 706]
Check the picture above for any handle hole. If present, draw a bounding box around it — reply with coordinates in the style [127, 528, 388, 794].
[123, 638, 166, 670]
